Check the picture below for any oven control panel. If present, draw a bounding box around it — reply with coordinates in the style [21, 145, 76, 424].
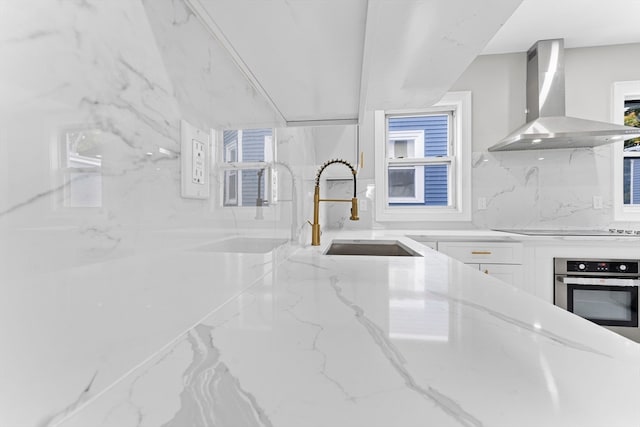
[566, 260, 639, 274]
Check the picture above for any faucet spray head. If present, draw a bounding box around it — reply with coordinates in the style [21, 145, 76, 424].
[350, 197, 359, 221]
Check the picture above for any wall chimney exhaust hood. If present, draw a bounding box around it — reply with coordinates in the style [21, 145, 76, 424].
[488, 39, 640, 152]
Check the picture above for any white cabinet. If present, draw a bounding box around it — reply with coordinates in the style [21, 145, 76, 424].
[437, 241, 524, 287]
[466, 263, 523, 285]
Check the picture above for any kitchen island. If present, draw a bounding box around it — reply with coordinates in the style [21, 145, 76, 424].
[54, 232, 639, 427]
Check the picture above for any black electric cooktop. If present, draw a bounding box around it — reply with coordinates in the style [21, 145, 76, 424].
[493, 229, 640, 236]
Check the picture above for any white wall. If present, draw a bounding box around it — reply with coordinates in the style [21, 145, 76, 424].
[457, 43, 640, 229]
[326, 43, 640, 231]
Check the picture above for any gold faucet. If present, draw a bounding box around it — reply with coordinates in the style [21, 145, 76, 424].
[310, 159, 359, 246]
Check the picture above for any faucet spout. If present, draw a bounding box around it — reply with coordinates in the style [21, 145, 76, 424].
[311, 159, 359, 246]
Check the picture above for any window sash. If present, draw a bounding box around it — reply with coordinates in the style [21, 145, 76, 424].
[373, 91, 471, 222]
[613, 82, 640, 219]
[59, 128, 103, 209]
[388, 166, 425, 203]
[219, 129, 275, 208]
[384, 112, 453, 208]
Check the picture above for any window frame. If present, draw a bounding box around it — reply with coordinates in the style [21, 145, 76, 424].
[223, 138, 239, 206]
[387, 130, 425, 204]
[612, 81, 640, 221]
[57, 127, 104, 210]
[374, 91, 472, 222]
[217, 128, 277, 209]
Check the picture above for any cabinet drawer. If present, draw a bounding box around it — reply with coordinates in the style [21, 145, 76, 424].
[479, 263, 523, 286]
[437, 241, 523, 264]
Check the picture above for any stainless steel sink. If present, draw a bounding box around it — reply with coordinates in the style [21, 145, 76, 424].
[324, 239, 422, 257]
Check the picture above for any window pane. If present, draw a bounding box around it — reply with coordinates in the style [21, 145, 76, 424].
[65, 172, 102, 208]
[394, 140, 409, 158]
[623, 100, 640, 150]
[624, 157, 640, 205]
[623, 99, 640, 205]
[388, 114, 449, 158]
[389, 168, 415, 197]
[242, 168, 267, 206]
[61, 129, 102, 208]
[388, 164, 448, 206]
[425, 164, 449, 206]
[221, 128, 274, 208]
[223, 130, 238, 163]
[224, 170, 238, 206]
[242, 129, 272, 162]
[65, 129, 103, 169]
[623, 157, 630, 205]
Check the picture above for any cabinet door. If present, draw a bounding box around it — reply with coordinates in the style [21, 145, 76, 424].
[438, 241, 523, 264]
[479, 263, 523, 287]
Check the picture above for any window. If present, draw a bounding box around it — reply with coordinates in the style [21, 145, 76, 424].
[623, 99, 640, 205]
[387, 130, 425, 203]
[613, 81, 640, 221]
[59, 128, 103, 208]
[220, 128, 274, 207]
[374, 92, 471, 222]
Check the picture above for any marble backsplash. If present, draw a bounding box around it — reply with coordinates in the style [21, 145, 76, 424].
[325, 146, 627, 232]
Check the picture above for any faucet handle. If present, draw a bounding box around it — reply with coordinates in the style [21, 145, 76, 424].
[350, 197, 359, 221]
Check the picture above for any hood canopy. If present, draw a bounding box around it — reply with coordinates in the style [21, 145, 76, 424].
[489, 39, 640, 152]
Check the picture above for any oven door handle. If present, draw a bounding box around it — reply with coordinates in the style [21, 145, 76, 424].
[562, 277, 640, 286]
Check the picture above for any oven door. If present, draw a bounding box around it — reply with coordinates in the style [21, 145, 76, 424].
[559, 277, 639, 328]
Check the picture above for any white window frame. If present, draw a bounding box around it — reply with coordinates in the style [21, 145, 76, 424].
[612, 81, 640, 221]
[387, 130, 425, 204]
[58, 127, 103, 209]
[217, 129, 277, 211]
[223, 136, 240, 206]
[374, 91, 471, 222]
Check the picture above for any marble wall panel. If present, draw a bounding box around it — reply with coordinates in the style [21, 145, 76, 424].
[0, 1, 297, 426]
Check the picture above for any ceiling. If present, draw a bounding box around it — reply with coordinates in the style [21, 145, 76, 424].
[483, 0, 640, 54]
[187, 0, 640, 127]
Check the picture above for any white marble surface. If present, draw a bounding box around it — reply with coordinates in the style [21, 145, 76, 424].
[0, 2, 300, 425]
[1, 235, 297, 427]
[53, 232, 639, 427]
[2, 2, 640, 426]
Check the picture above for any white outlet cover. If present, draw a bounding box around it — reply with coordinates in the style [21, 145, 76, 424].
[478, 197, 487, 210]
[593, 195, 603, 209]
[181, 119, 210, 199]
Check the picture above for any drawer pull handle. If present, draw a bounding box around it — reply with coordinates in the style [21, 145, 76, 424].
[471, 251, 492, 255]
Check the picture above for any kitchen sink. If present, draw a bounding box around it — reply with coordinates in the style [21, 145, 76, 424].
[324, 239, 422, 257]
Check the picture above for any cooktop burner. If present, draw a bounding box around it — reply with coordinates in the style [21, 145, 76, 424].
[493, 229, 640, 236]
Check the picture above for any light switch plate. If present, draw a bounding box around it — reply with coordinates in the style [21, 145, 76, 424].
[181, 119, 210, 199]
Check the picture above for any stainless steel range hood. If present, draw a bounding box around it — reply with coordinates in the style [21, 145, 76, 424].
[489, 39, 640, 152]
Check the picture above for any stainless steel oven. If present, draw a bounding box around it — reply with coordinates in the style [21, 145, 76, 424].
[554, 258, 640, 343]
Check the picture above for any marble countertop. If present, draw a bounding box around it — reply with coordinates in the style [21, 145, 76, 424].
[407, 228, 640, 243]
[52, 231, 639, 427]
